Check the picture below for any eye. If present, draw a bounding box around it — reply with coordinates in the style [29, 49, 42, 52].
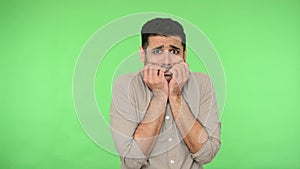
[152, 49, 162, 55]
[170, 49, 180, 55]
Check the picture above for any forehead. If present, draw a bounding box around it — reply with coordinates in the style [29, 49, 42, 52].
[147, 36, 183, 48]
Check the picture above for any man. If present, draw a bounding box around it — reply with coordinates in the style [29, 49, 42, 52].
[110, 18, 221, 169]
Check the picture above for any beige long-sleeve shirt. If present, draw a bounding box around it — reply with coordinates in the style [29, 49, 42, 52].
[110, 72, 221, 169]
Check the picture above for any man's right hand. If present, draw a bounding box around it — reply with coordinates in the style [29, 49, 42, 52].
[143, 64, 168, 99]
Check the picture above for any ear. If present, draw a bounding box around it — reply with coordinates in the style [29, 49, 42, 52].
[139, 46, 145, 63]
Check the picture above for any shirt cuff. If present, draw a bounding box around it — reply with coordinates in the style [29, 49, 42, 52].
[122, 140, 149, 168]
[190, 137, 220, 164]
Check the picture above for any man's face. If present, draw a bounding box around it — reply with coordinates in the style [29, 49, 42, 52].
[141, 35, 186, 81]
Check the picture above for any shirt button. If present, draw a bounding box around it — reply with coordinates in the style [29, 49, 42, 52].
[165, 115, 170, 120]
[170, 160, 175, 164]
[168, 138, 172, 141]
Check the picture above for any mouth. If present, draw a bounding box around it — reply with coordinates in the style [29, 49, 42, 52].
[161, 65, 173, 81]
[164, 72, 173, 77]
[163, 65, 172, 76]
[164, 71, 173, 82]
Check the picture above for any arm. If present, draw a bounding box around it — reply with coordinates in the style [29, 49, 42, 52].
[134, 65, 169, 156]
[133, 92, 167, 156]
[169, 93, 208, 153]
[189, 74, 221, 164]
[169, 64, 221, 164]
[110, 66, 169, 168]
[134, 92, 167, 156]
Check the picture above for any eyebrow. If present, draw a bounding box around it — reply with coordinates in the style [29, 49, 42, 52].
[151, 45, 164, 50]
[169, 45, 180, 50]
[151, 45, 180, 50]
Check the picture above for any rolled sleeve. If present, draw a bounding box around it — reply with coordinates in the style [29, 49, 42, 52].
[121, 140, 148, 169]
[191, 123, 221, 164]
[192, 73, 221, 164]
[110, 75, 149, 169]
[111, 103, 148, 168]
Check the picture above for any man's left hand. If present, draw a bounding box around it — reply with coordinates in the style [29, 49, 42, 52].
[169, 62, 190, 97]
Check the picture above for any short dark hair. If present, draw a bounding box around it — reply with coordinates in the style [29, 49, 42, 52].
[141, 18, 186, 51]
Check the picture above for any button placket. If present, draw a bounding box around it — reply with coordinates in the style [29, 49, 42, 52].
[165, 104, 174, 167]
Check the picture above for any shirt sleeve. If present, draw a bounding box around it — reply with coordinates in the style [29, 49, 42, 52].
[191, 73, 221, 164]
[110, 75, 149, 169]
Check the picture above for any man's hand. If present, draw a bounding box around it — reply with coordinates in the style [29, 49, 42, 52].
[169, 62, 190, 97]
[143, 64, 169, 99]
[136, 64, 169, 156]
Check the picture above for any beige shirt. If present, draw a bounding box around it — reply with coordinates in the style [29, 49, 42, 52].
[110, 72, 221, 169]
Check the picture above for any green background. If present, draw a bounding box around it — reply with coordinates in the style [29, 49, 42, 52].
[1, 0, 299, 168]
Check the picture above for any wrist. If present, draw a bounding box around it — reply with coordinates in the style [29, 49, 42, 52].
[169, 89, 182, 98]
[152, 89, 168, 101]
[168, 92, 182, 102]
[169, 81, 182, 97]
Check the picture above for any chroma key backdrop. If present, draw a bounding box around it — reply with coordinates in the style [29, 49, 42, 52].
[1, 0, 300, 169]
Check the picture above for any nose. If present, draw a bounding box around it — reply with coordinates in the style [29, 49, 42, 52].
[161, 55, 172, 71]
[162, 51, 172, 65]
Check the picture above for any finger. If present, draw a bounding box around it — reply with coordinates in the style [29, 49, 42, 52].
[151, 67, 159, 81]
[143, 64, 151, 74]
[147, 66, 155, 84]
[169, 68, 178, 82]
[186, 62, 190, 68]
[175, 65, 183, 83]
[147, 64, 158, 75]
[143, 65, 150, 82]
[181, 62, 190, 79]
[155, 65, 162, 76]
[158, 68, 166, 81]
[159, 68, 166, 77]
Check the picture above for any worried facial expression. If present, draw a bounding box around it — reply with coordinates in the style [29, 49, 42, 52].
[140, 35, 186, 81]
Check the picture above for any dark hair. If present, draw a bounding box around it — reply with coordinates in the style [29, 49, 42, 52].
[141, 18, 186, 51]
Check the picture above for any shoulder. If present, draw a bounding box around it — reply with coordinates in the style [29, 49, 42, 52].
[190, 72, 211, 85]
[113, 73, 144, 93]
[191, 72, 209, 79]
[189, 72, 214, 93]
[114, 73, 140, 86]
